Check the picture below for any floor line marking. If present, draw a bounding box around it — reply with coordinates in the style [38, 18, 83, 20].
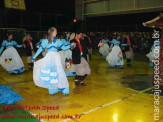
[60, 86, 155, 122]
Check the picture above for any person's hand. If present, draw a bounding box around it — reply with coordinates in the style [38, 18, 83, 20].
[31, 58, 36, 63]
[71, 42, 76, 48]
[23, 44, 26, 48]
[142, 23, 146, 26]
[98, 42, 104, 47]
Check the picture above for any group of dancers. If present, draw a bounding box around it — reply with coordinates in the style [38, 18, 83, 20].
[98, 33, 134, 68]
[98, 33, 160, 68]
[0, 27, 91, 95]
[0, 29, 160, 96]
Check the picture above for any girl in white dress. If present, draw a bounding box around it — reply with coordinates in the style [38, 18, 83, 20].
[31, 27, 76, 95]
[0, 33, 25, 74]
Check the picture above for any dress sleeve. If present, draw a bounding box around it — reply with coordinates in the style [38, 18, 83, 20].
[57, 39, 71, 50]
[32, 39, 48, 59]
[110, 39, 115, 50]
[0, 41, 6, 55]
[121, 44, 128, 47]
[13, 41, 22, 48]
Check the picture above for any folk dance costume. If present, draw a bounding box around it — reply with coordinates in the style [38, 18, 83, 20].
[24, 39, 35, 69]
[0, 40, 25, 74]
[99, 39, 110, 59]
[146, 39, 160, 67]
[81, 37, 90, 62]
[123, 37, 134, 66]
[106, 39, 127, 68]
[62, 39, 76, 76]
[32, 38, 72, 95]
[70, 37, 91, 86]
[36, 39, 47, 57]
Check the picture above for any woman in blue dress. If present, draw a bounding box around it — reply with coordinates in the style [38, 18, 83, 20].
[31, 27, 76, 95]
[62, 32, 76, 76]
[146, 39, 160, 67]
[36, 34, 48, 57]
[0, 33, 25, 74]
[106, 34, 127, 68]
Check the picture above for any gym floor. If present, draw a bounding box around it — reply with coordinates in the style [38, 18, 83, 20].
[0, 53, 163, 122]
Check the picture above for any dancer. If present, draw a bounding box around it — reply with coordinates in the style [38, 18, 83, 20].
[79, 33, 89, 62]
[63, 32, 76, 76]
[98, 37, 110, 59]
[0, 33, 25, 74]
[23, 34, 35, 70]
[146, 39, 160, 67]
[123, 33, 134, 66]
[70, 31, 91, 86]
[87, 36, 93, 60]
[106, 34, 127, 68]
[31, 27, 76, 95]
[36, 34, 48, 57]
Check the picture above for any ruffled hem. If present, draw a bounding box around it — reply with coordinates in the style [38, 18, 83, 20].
[48, 87, 70, 95]
[0, 85, 24, 104]
[65, 72, 76, 77]
[8, 67, 25, 74]
[108, 64, 123, 68]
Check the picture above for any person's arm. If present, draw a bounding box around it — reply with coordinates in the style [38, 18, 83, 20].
[13, 41, 23, 48]
[121, 38, 128, 47]
[57, 39, 73, 50]
[110, 39, 115, 50]
[0, 41, 6, 55]
[32, 39, 48, 60]
[36, 39, 42, 46]
[121, 44, 128, 47]
[150, 44, 154, 51]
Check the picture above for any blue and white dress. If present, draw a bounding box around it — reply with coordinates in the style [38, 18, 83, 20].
[106, 39, 127, 68]
[36, 39, 47, 57]
[61, 39, 76, 76]
[0, 40, 25, 74]
[99, 39, 110, 59]
[146, 39, 160, 67]
[32, 38, 72, 95]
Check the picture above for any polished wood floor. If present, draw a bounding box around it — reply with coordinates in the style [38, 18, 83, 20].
[0, 54, 162, 122]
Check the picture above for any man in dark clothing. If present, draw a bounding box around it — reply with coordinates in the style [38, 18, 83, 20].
[80, 34, 90, 62]
[23, 34, 36, 69]
[70, 31, 91, 86]
[123, 34, 134, 66]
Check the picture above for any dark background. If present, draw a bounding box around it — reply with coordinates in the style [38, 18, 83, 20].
[0, 0, 162, 32]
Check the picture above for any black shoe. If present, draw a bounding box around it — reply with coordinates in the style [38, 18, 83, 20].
[28, 66, 33, 70]
[84, 74, 87, 79]
[74, 81, 80, 86]
[80, 82, 86, 86]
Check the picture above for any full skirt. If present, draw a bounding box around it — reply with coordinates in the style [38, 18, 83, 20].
[0, 47, 25, 74]
[33, 52, 69, 91]
[106, 46, 124, 67]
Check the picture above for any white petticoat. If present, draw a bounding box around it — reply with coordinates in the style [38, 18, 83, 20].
[65, 50, 76, 73]
[146, 46, 160, 61]
[33, 52, 69, 89]
[99, 44, 110, 56]
[0, 47, 24, 72]
[106, 46, 124, 66]
[59, 50, 76, 76]
[58, 50, 65, 70]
